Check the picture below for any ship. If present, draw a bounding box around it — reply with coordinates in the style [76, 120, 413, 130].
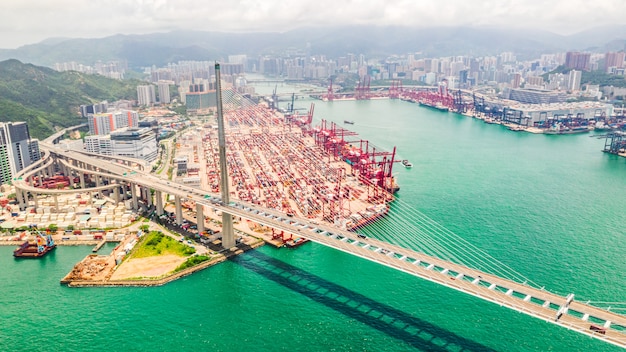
[284, 237, 310, 248]
[401, 160, 413, 168]
[543, 125, 592, 135]
[419, 101, 449, 112]
[346, 204, 389, 231]
[344, 120, 355, 125]
[14, 231, 56, 258]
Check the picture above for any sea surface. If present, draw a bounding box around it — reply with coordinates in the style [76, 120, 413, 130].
[1, 84, 625, 351]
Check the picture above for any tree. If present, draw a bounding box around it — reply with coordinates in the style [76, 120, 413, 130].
[47, 224, 58, 233]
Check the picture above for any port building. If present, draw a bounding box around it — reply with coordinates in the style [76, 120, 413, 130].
[87, 110, 139, 136]
[84, 127, 157, 162]
[506, 88, 567, 104]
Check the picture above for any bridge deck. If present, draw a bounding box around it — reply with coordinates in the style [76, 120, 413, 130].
[220, 202, 626, 348]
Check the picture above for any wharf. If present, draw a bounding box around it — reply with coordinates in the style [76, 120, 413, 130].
[92, 239, 107, 252]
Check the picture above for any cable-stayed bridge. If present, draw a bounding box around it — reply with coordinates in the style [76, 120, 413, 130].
[9, 136, 623, 348]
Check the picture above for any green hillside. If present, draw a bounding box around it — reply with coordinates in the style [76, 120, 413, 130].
[0, 59, 141, 139]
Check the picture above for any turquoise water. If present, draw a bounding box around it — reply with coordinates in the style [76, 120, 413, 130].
[2, 97, 625, 351]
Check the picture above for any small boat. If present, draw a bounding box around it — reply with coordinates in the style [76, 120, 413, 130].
[401, 160, 413, 168]
[344, 120, 354, 125]
[284, 237, 309, 248]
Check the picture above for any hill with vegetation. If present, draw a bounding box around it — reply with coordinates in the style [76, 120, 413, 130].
[543, 65, 626, 88]
[0, 59, 142, 139]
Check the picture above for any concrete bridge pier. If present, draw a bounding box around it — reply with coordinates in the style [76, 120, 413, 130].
[130, 184, 138, 210]
[155, 190, 163, 215]
[79, 173, 85, 189]
[95, 174, 102, 198]
[32, 192, 38, 209]
[196, 203, 205, 233]
[174, 196, 182, 226]
[16, 189, 26, 211]
[113, 184, 120, 203]
[145, 188, 153, 207]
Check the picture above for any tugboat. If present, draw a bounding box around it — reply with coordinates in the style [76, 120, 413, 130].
[13, 230, 56, 258]
[401, 160, 413, 168]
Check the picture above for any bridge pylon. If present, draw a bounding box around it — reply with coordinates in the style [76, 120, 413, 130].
[215, 63, 235, 249]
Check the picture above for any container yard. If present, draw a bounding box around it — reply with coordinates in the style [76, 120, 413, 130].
[0, 187, 137, 233]
[178, 100, 397, 231]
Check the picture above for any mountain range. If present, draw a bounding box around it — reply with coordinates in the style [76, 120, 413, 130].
[1, 25, 625, 69]
[0, 59, 140, 139]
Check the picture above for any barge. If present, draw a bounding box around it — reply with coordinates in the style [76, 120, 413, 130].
[14, 232, 56, 258]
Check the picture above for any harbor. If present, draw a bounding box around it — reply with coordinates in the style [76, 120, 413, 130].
[1, 96, 625, 351]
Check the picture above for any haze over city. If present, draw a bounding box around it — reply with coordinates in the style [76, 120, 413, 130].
[2, 0, 625, 49]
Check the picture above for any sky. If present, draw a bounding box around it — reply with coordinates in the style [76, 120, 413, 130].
[1, 0, 625, 49]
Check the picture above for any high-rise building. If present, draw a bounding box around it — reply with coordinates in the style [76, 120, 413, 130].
[605, 52, 625, 73]
[526, 76, 544, 87]
[157, 82, 171, 104]
[0, 122, 41, 185]
[565, 52, 591, 71]
[137, 85, 156, 106]
[185, 83, 216, 110]
[459, 70, 469, 86]
[568, 70, 582, 91]
[84, 135, 113, 155]
[511, 73, 522, 88]
[80, 101, 108, 118]
[87, 110, 139, 136]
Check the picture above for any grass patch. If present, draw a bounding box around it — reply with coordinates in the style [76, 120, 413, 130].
[130, 231, 195, 259]
[174, 255, 210, 272]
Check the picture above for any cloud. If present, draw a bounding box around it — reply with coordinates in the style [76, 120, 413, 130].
[1, 0, 624, 49]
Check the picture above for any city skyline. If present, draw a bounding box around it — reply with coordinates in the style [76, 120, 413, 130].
[1, 0, 625, 49]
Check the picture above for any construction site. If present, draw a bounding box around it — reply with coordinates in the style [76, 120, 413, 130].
[175, 94, 399, 233]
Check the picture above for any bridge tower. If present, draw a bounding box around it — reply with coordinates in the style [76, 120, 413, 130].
[326, 78, 334, 101]
[215, 63, 235, 249]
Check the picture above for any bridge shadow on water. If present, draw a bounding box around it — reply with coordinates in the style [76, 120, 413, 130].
[232, 251, 497, 352]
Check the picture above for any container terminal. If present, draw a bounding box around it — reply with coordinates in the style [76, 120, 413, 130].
[313, 77, 625, 135]
[179, 99, 397, 232]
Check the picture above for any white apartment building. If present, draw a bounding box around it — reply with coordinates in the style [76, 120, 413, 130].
[137, 85, 156, 106]
[87, 110, 139, 136]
